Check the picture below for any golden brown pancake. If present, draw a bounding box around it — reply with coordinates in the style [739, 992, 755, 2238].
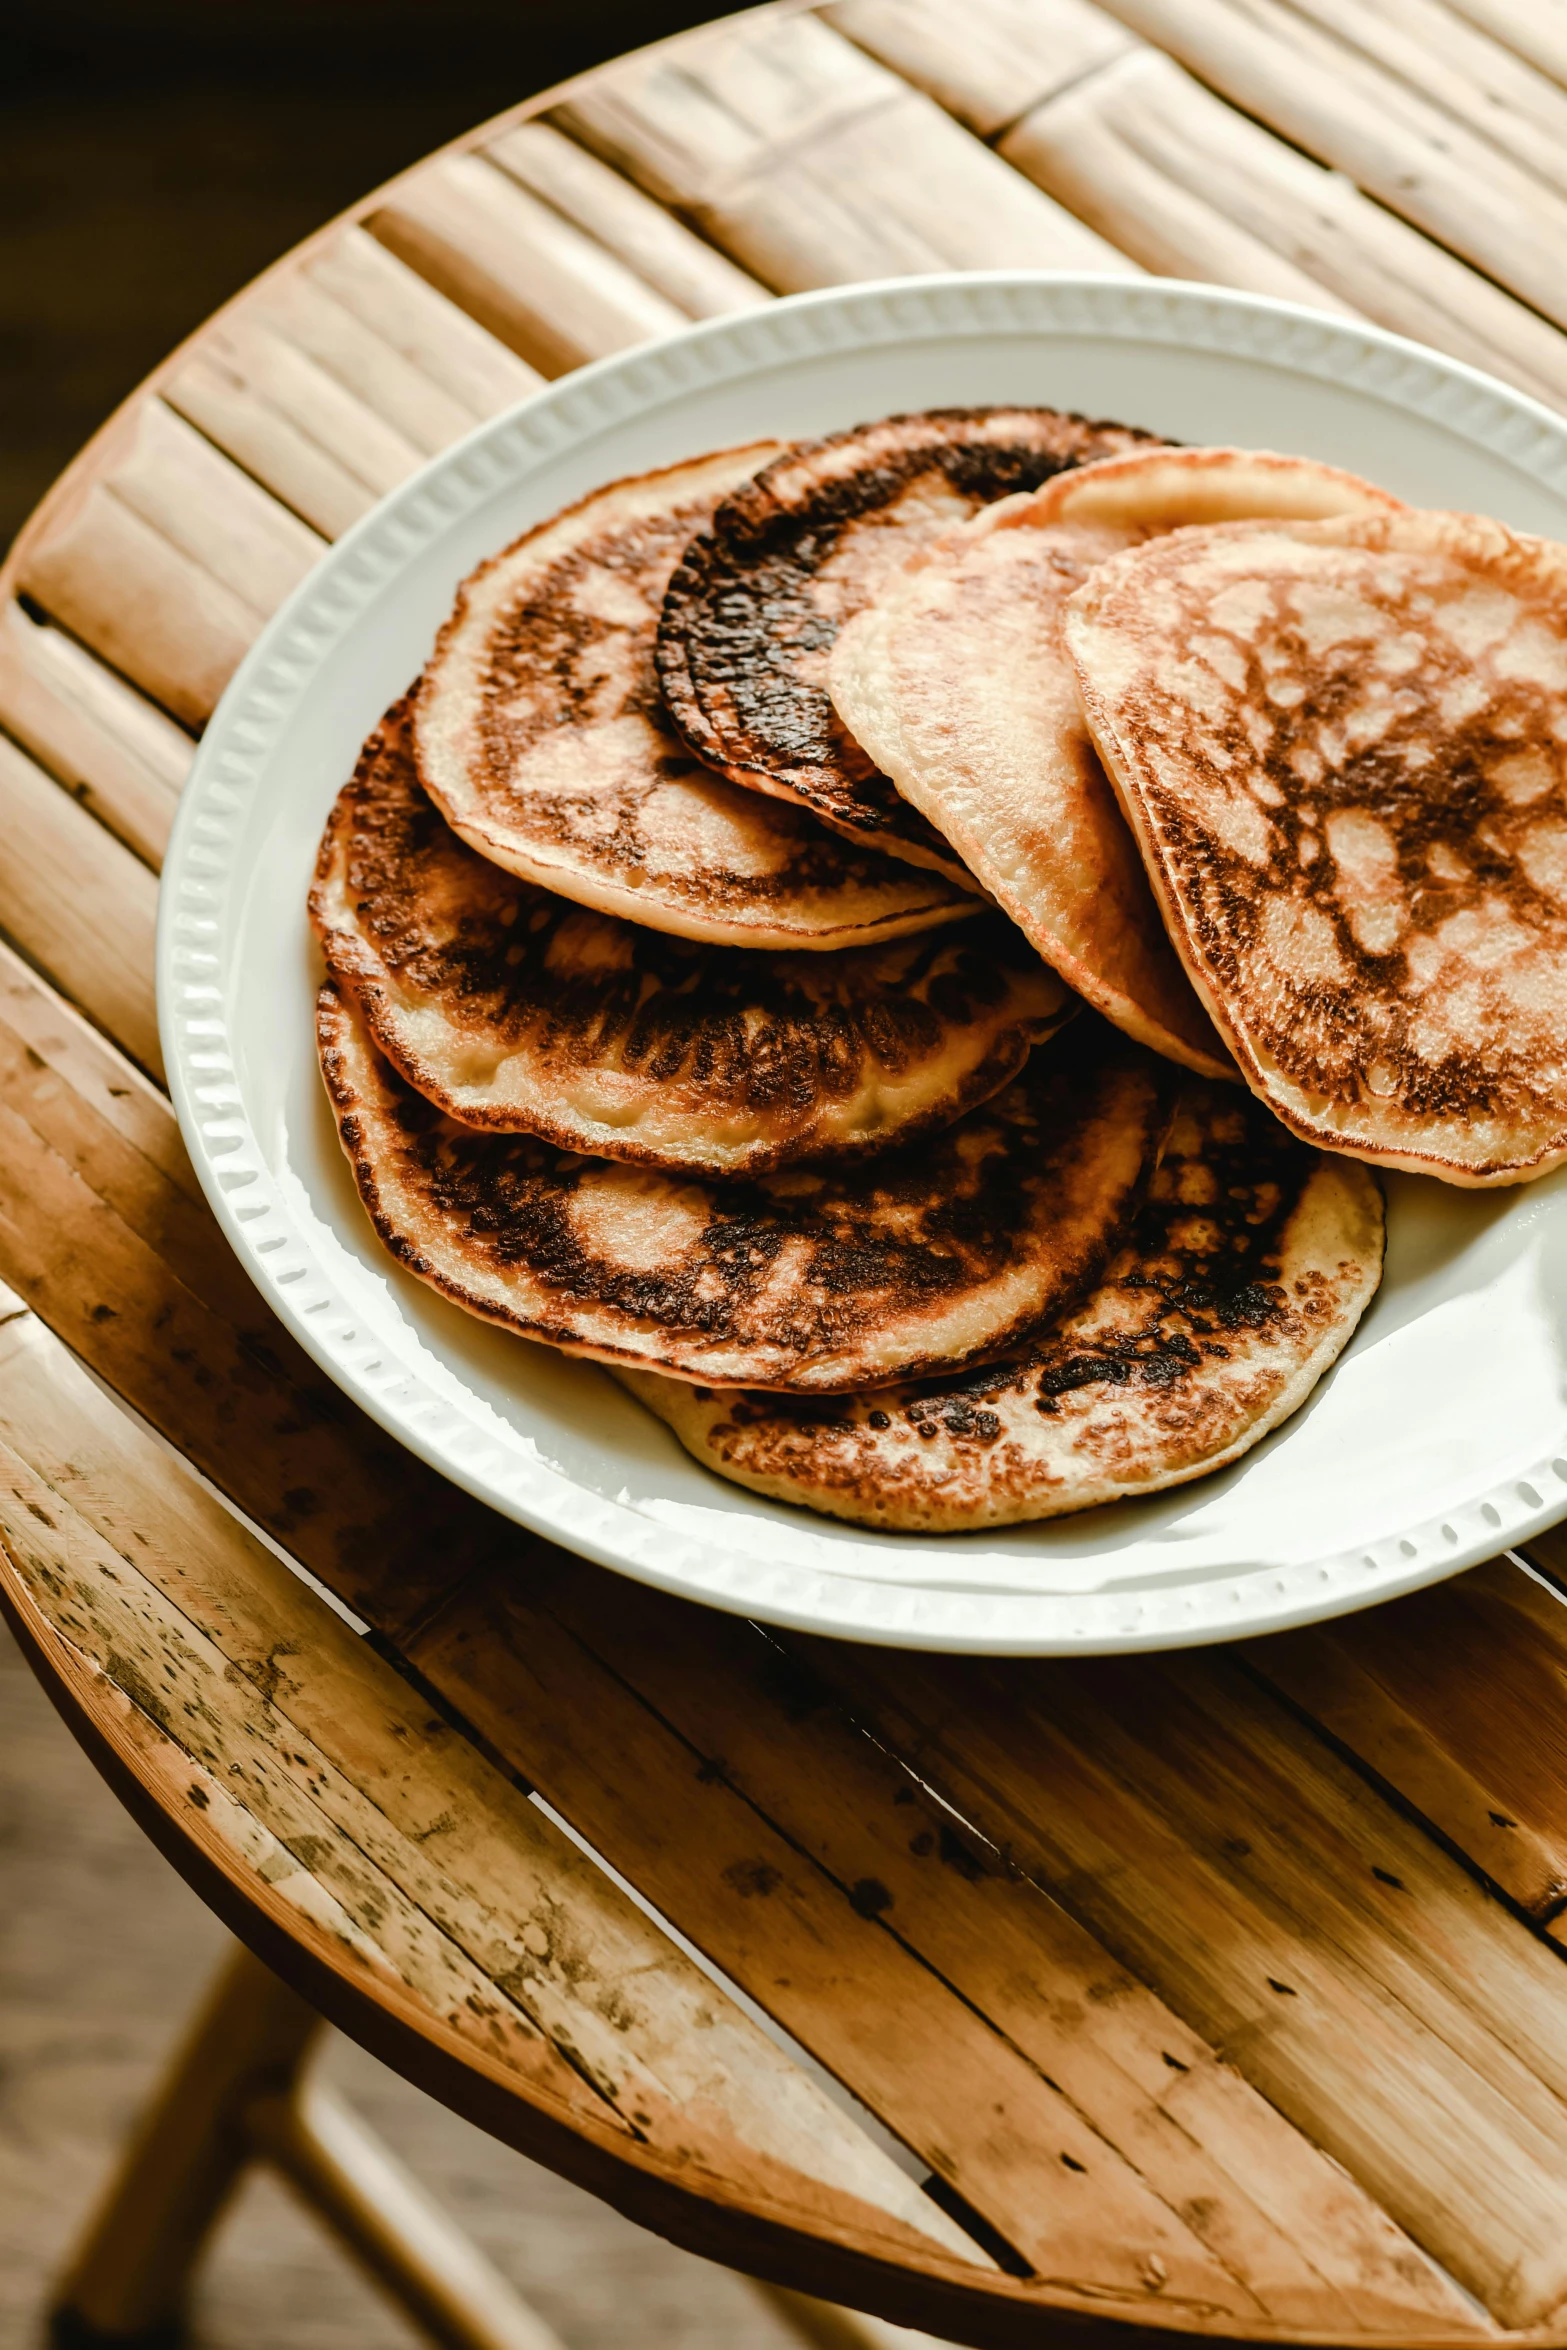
[619, 1083, 1383, 1532]
[414, 445, 972, 952]
[320, 985, 1172, 1391]
[828, 449, 1399, 1080]
[656, 409, 1160, 882]
[1068, 506, 1567, 1186]
[312, 703, 1072, 1178]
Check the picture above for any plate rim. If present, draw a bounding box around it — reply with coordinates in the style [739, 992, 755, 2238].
[158, 266, 1567, 1653]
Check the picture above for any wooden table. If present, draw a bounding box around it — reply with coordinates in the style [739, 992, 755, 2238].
[7, 4, 1567, 2345]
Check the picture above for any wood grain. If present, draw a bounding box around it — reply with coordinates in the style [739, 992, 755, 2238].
[305, 227, 544, 423]
[189, 317, 428, 502]
[791, 1637, 1567, 2328]
[370, 155, 689, 379]
[1443, 0, 1567, 88]
[255, 274, 481, 459]
[1004, 51, 1357, 315]
[0, 1308, 971, 2276]
[484, 123, 771, 320]
[1281, 0, 1567, 204]
[17, 482, 258, 726]
[1243, 1561, 1567, 1925]
[457, 1557, 1481, 2341]
[0, 739, 162, 1076]
[554, 11, 1138, 293]
[409, 1566, 1284, 2320]
[1097, 0, 1567, 333]
[164, 348, 381, 541]
[0, 603, 189, 869]
[1001, 42, 1567, 412]
[99, 400, 326, 622]
[824, 0, 1135, 139]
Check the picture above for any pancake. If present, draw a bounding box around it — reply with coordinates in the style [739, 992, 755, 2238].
[1068, 506, 1567, 1185]
[656, 408, 1160, 882]
[320, 984, 1172, 1391]
[413, 445, 973, 952]
[828, 448, 1400, 1080]
[311, 703, 1072, 1178]
[618, 1083, 1383, 1532]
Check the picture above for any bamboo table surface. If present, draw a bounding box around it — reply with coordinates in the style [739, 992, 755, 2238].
[7, 2, 1567, 2342]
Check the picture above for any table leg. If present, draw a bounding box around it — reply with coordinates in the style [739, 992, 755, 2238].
[48, 1938, 946, 2350]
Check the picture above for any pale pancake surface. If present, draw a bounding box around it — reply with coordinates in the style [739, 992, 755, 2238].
[657, 408, 1160, 882]
[311, 703, 1070, 1177]
[1069, 507, 1567, 1184]
[320, 985, 1171, 1392]
[414, 445, 971, 951]
[620, 1083, 1383, 1531]
[828, 448, 1399, 1078]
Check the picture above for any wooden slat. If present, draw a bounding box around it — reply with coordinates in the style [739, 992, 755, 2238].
[253, 274, 480, 459]
[1000, 40, 1567, 413]
[183, 316, 427, 502]
[305, 226, 545, 422]
[101, 400, 326, 622]
[1282, 0, 1567, 204]
[824, 0, 1137, 138]
[0, 1306, 972, 2271]
[370, 155, 690, 380]
[553, 11, 1137, 294]
[164, 348, 380, 541]
[0, 935, 497, 1637]
[409, 1568, 1290, 2320]
[0, 739, 161, 1076]
[1, 1444, 596, 2088]
[1443, 0, 1567, 89]
[1241, 1559, 1567, 1923]
[0, 604, 188, 869]
[484, 122, 772, 320]
[17, 484, 258, 728]
[1005, 51, 1359, 315]
[790, 1637, 1567, 2329]
[450, 1557, 1482, 2340]
[1097, 0, 1567, 334]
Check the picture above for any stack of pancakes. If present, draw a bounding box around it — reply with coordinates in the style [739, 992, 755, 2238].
[312, 408, 1468, 1534]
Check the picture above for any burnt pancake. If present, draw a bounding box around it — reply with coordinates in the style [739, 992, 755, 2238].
[1068, 507, 1567, 1185]
[312, 702, 1071, 1178]
[414, 445, 973, 952]
[828, 449, 1398, 1080]
[656, 408, 1159, 880]
[320, 985, 1172, 1391]
[618, 1083, 1383, 1531]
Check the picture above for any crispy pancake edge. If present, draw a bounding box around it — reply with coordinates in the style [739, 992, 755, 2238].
[828, 508, 1233, 1083]
[657, 407, 1164, 877]
[319, 981, 1175, 1392]
[413, 443, 977, 953]
[1068, 507, 1567, 1186]
[310, 708, 1074, 1176]
[615, 1101, 1385, 1531]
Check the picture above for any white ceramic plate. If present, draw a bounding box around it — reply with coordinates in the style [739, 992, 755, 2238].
[160, 272, 1567, 1654]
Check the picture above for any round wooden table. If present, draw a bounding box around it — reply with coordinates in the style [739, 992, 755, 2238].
[9, 6, 1567, 2347]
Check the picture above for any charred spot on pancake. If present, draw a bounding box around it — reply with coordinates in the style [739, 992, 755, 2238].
[615, 1081, 1383, 1527]
[313, 703, 1068, 1178]
[1069, 508, 1567, 1180]
[413, 444, 977, 953]
[657, 407, 1161, 873]
[319, 983, 1171, 1392]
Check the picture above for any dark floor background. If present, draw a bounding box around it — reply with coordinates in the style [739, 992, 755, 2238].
[1, 0, 733, 551]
